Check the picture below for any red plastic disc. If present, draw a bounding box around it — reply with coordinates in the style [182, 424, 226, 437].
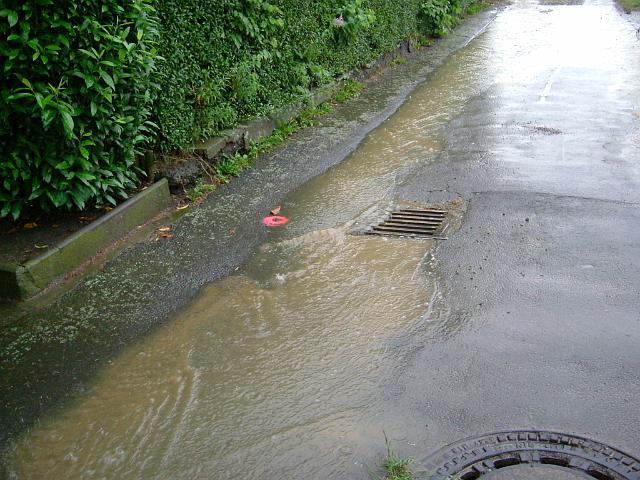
[262, 215, 289, 227]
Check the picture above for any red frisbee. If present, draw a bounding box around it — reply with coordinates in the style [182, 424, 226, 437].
[262, 215, 289, 227]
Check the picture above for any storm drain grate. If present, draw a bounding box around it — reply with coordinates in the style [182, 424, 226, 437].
[422, 431, 640, 480]
[364, 208, 447, 239]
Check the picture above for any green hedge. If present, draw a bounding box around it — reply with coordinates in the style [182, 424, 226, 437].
[154, 0, 434, 150]
[1, 0, 467, 219]
[0, 0, 159, 219]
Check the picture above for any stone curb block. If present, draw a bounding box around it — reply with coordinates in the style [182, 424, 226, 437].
[0, 179, 171, 300]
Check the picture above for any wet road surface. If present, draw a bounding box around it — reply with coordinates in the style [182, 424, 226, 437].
[3, 0, 640, 478]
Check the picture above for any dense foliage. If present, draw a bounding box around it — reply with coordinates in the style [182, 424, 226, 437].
[153, 0, 472, 151]
[1, 0, 471, 219]
[0, 0, 159, 219]
[420, 0, 465, 36]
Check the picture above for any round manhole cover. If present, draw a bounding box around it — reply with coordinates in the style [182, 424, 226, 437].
[422, 431, 640, 480]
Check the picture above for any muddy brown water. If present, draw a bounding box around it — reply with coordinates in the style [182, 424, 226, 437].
[5, 1, 638, 478]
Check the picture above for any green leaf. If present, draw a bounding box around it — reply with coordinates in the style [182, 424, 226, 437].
[60, 111, 74, 137]
[28, 189, 44, 201]
[69, 190, 86, 209]
[99, 70, 115, 90]
[0, 10, 19, 28]
[11, 201, 23, 220]
[6, 92, 32, 101]
[0, 203, 10, 218]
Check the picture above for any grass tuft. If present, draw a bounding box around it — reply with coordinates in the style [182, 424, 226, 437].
[186, 179, 216, 203]
[381, 434, 415, 480]
[465, 0, 491, 15]
[334, 79, 364, 103]
[619, 0, 640, 10]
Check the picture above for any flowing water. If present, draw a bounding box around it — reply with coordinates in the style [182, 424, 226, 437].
[6, 1, 639, 478]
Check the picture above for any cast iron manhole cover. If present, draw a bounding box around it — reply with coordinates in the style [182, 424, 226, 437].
[422, 431, 640, 480]
[364, 208, 447, 239]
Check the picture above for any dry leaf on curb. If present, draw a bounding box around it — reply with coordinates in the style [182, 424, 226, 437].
[158, 227, 171, 232]
[35, 244, 48, 249]
[158, 232, 174, 238]
[270, 206, 281, 215]
[177, 204, 189, 211]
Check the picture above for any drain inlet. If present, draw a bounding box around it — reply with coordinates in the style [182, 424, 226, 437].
[365, 208, 447, 239]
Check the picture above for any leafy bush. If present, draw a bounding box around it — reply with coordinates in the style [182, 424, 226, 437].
[333, 0, 377, 45]
[1, 0, 475, 219]
[419, 0, 470, 37]
[153, 0, 432, 151]
[152, 0, 475, 152]
[0, 0, 159, 219]
[420, 0, 456, 36]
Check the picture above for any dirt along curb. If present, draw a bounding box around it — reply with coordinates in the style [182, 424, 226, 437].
[0, 180, 171, 300]
[0, 7, 501, 459]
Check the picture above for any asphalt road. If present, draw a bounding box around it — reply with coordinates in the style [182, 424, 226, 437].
[392, 0, 640, 470]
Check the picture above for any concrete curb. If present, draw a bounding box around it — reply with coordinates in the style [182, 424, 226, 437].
[0, 179, 171, 300]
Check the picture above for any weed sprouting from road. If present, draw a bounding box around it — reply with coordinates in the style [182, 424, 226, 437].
[381, 434, 415, 480]
[465, 0, 490, 15]
[335, 79, 364, 103]
[186, 179, 216, 203]
[620, 0, 640, 11]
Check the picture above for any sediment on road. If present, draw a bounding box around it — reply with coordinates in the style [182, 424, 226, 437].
[0, 9, 500, 462]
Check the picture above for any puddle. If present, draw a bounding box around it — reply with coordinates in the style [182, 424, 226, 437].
[3, 31, 487, 480]
[6, 229, 438, 479]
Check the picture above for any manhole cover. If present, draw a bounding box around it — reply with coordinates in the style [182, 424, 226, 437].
[364, 208, 447, 239]
[422, 431, 640, 480]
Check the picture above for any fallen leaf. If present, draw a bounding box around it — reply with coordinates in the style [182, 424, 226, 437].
[35, 244, 48, 249]
[52, 224, 60, 228]
[176, 204, 190, 211]
[229, 228, 236, 235]
[79, 215, 97, 222]
[270, 205, 282, 215]
[158, 227, 171, 232]
[158, 232, 174, 238]
[24, 222, 38, 229]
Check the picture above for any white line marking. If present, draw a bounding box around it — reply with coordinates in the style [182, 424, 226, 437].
[539, 66, 562, 103]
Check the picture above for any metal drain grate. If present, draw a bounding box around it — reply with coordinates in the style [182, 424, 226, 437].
[422, 431, 640, 480]
[365, 208, 447, 239]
